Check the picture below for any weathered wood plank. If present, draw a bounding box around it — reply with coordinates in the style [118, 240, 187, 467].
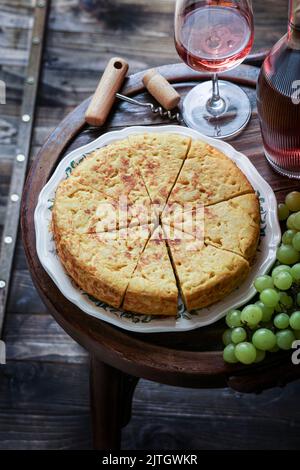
[0, 361, 300, 450]
[0, 361, 91, 450]
[4, 313, 87, 363]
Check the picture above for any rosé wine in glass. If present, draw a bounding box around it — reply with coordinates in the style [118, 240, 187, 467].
[175, 0, 254, 139]
[176, 5, 254, 73]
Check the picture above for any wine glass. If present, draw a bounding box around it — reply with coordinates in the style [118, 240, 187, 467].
[175, 0, 254, 139]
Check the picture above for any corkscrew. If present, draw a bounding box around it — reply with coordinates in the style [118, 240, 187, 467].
[85, 58, 183, 127]
[116, 93, 182, 123]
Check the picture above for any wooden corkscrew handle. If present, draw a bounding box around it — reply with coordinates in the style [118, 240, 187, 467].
[85, 57, 129, 127]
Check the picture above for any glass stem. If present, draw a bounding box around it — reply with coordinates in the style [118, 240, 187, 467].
[206, 73, 226, 116]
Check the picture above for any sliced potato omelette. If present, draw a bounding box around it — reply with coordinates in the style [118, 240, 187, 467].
[54, 224, 153, 308]
[162, 194, 260, 261]
[128, 133, 191, 209]
[52, 134, 259, 316]
[123, 226, 178, 315]
[167, 140, 254, 209]
[70, 139, 152, 210]
[164, 226, 250, 311]
[203, 194, 260, 261]
[53, 178, 157, 235]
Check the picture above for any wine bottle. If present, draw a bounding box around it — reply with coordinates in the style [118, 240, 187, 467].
[257, 0, 300, 179]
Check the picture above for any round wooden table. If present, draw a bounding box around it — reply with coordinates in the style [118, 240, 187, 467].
[21, 57, 300, 450]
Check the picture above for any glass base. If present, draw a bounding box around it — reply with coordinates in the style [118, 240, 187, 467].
[182, 80, 251, 140]
[264, 150, 300, 180]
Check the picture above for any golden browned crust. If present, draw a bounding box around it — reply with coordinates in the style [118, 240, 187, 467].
[53, 219, 152, 308]
[123, 227, 178, 315]
[128, 133, 191, 209]
[162, 193, 260, 262]
[204, 194, 260, 262]
[54, 231, 126, 308]
[52, 178, 157, 234]
[167, 140, 254, 209]
[70, 139, 151, 208]
[165, 230, 250, 311]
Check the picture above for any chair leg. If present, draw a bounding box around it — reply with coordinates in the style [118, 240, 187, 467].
[90, 356, 139, 450]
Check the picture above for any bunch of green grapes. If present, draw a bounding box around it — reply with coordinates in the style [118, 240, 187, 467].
[223, 191, 300, 365]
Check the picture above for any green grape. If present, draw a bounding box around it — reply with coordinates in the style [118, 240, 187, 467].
[285, 191, 300, 212]
[252, 328, 277, 351]
[282, 230, 296, 245]
[277, 244, 300, 265]
[222, 329, 232, 346]
[292, 232, 300, 251]
[289, 311, 300, 330]
[276, 329, 295, 350]
[272, 265, 292, 278]
[260, 288, 280, 308]
[255, 301, 274, 322]
[241, 304, 263, 327]
[291, 263, 300, 281]
[294, 330, 300, 340]
[278, 203, 290, 221]
[279, 292, 294, 308]
[297, 293, 300, 307]
[225, 310, 242, 328]
[255, 349, 266, 363]
[254, 275, 274, 293]
[294, 212, 300, 231]
[274, 313, 290, 329]
[273, 271, 293, 290]
[287, 213, 297, 230]
[231, 327, 247, 344]
[223, 344, 238, 363]
[235, 342, 257, 365]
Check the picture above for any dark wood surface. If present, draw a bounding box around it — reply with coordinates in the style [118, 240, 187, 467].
[1, 0, 300, 450]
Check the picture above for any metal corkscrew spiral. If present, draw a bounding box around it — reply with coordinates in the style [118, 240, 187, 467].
[116, 93, 182, 123]
[148, 103, 182, 122]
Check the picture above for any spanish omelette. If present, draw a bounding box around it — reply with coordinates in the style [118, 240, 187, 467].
[53, 134, 259, 316]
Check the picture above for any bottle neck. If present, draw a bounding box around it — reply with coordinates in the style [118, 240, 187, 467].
[288, 0, 300, 48]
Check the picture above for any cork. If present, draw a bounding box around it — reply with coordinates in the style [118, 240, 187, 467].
[143, 69, 181, 111]
[85, 57, 129, 126]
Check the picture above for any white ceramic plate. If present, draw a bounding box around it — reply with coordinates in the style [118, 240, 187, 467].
[35, 125, 281, 333]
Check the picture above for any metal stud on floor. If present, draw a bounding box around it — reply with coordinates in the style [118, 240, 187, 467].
[22, 114, 31, 123]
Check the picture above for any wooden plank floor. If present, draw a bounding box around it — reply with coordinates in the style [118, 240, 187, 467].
[1, 0, 299, 450]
